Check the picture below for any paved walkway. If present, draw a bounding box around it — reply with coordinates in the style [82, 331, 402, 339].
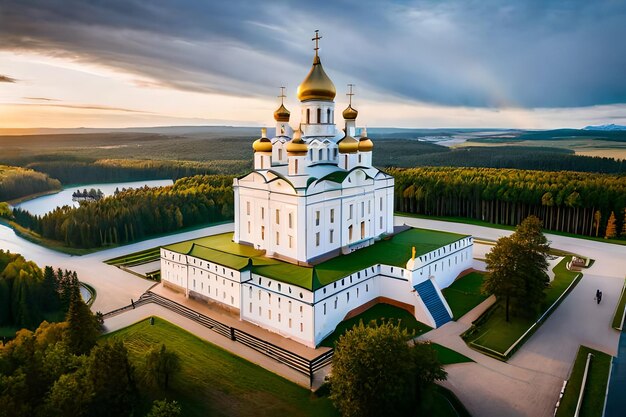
[398, 215, 625, 417]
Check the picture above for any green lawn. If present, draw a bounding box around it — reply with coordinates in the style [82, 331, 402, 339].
[320, 302, 433, 348]
[431, 343, 473, 365]
[432, 385, 473, 417]
[105, 247, 161, 266]
[104, 317, 338, 417]
[612, 279, 626, 330]
[555, 346, 612, 417]
[442, 272, 488, 319]
[463, 256, 581, 359]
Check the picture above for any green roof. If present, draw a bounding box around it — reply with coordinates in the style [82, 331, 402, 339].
[163, 228, 468, 291]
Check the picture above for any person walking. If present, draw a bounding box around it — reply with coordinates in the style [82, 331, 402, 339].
[597, 291, 603, 304]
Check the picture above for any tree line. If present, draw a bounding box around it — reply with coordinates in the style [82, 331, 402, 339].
[0, 165, 61, 202]
[391, 167, 626, 238]
[23, 158, 248, 184]
[5, 175, 234, 249]
[0, 250, 80, 330]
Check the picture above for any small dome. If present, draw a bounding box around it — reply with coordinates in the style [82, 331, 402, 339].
[286, 130, 308, 155]
[338, 133, 359, 154]
[297, 55, 336, 102]
[358, 127, 373, 152]
[274, 103, 290, 122]
[252, 128, 272, 152]
[342, 104, 358, 120]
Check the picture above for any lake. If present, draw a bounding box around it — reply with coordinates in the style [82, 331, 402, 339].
[14, 179, 173, 216]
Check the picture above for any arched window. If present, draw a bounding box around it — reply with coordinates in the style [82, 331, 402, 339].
[318, 149, 323, 160]
[306, 108, 310, 124]
[327, 108, 331, 123]
[317, 108, 321, 123]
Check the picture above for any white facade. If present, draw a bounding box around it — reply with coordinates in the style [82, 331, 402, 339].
[161, 236, 473, 348]
[159, 34, 475, 348]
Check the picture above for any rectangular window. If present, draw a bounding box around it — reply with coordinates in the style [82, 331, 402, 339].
[249, 303, 252, 313]
[275, 209, 280, 224]
[288, 212, 293, 228]
[288, 235, 293, 248]
[276, 231, 280, 245]
[261, 225, 265, 240]
[315, 210, 320, 226]
[261, 207, 265, 219]
[349, 204, 353, 220]
[289, 318, 292, 328]
[329, 229, 334, 244]
[316, 232, 320, 247]
[380, 197, 383, 211]
[300, 323, 304, 333]
[330, 208, 335, 223]
[379, 216, 383, 229]
[247, 221, 251, 234]
[361, 202, 364, 217]
[368, 200, 371, 214]
[323, 303, 326, 315]
[246, 201, 250, 215]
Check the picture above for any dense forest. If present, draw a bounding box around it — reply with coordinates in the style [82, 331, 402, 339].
[6, 175, 234, 248]
[0, 165, 61, 202]
[377, 145, 625, 174]
[23, 158, 248, 184]
[0, 250, 80, 330]
[391, 167, 626, 237]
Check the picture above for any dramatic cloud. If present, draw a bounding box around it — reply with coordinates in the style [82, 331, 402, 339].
[0, 74, 17, 83]
[1, 0, 625, 109]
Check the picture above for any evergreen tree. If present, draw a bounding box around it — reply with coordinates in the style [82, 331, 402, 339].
[483, 236, 523, 322]
[605, 211, 617, 239]
[65, 292, 99, 355]
[622, 209, 626, 237]
[41, 266, 59, 313]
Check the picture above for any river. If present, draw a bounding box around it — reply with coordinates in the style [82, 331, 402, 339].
[14, 179, 173, 216]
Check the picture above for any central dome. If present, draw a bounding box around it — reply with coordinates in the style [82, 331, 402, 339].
[297, 55, 336, 102]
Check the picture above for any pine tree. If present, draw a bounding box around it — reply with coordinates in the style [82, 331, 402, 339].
[605, 211, 617, 239]
[41, 266, 59, 313]
[65, 291, 99, 355]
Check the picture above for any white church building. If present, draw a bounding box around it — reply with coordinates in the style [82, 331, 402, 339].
[160, 32, 474, 348]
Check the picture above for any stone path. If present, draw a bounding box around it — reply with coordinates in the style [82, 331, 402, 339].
[398, 215, 625, 417]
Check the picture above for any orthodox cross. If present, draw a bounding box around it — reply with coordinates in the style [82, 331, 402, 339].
[347, 84, 355, 106]
[278, 86, 286, 104]
[312, 30, 322, 56]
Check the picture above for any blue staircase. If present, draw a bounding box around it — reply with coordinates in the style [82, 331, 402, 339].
[414, 280, 452, 327]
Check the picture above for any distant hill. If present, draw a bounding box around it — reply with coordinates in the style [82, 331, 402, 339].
[0, 125, 262, 136]
[583, 124, 626, 131]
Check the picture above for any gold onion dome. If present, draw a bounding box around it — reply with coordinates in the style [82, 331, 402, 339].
[358, 127, 373, 152]
[338, 133, 359, 154]
[252, 128, 272, 152]
[297, 55, 336, 102]
[274, 103, 290, 122]
[342, 104, 358, 120]
[286, 130, 308, 155]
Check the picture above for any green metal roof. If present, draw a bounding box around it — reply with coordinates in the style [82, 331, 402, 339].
[163, 228, 468, 291]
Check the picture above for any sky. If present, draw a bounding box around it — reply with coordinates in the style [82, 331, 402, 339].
[1, 0, 626, 129]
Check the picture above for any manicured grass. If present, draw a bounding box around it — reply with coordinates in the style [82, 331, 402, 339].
[320, 302, 432, 348]
[105, 247, 161, 266]
[555, 346, 612, 417]
[442, 272, 488, 319]
[104, 317, 338, 417]
[431, 343, 473, 365]
[464, 256, 581, 358]
[612, 280, 626, 330]
[165, 228, 468, 290]
[396, 212, 626, 246]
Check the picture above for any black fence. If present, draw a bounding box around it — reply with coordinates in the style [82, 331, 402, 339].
[103, 291, 334, 386]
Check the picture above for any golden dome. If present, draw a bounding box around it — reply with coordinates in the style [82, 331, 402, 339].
[338, 133, 359, 154]
[274, 103, 290, 122]
[342, 104, 358, 120]
[297, 55, 336, 102]
[286, 130, 308, 155]
[358, 127, 373, 152]
[252, 128, 272, 152]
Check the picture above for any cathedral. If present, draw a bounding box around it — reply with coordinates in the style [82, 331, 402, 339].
[161, 32, 474, 348]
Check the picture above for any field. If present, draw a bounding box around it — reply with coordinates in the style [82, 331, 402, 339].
[104, 317, 338, 417]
